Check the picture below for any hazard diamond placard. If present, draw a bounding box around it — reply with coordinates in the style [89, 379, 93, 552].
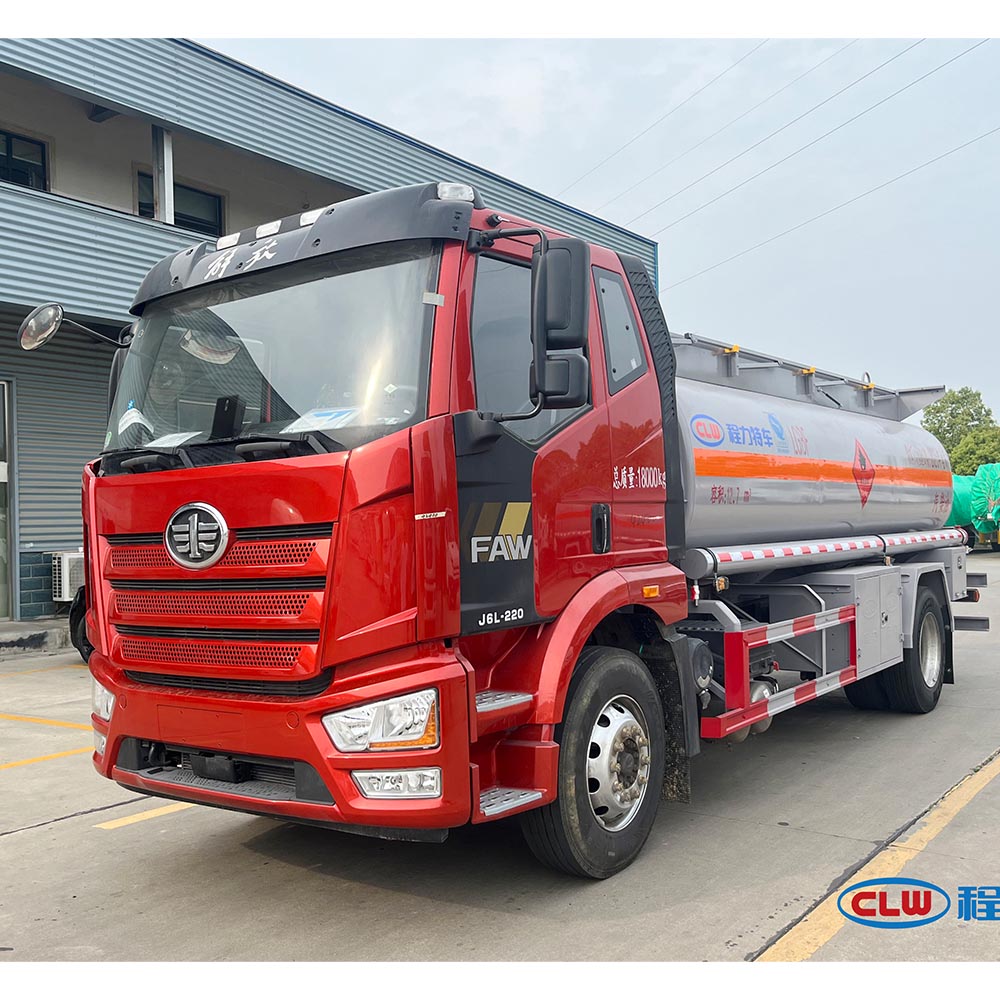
[853, 439, 876, 507]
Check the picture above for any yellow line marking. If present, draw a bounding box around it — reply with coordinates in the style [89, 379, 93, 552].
[0, 663, 87, 678]
[758, 751, 1000, 962]
[95, 802, 195, 830]
[0, 747, 92, 770]
[0, 712, 91, 731]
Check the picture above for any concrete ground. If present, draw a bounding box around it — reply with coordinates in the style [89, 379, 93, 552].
[1, 552, 998, 962]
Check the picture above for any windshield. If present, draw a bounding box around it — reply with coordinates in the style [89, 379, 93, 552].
[105, 239, 440, 456]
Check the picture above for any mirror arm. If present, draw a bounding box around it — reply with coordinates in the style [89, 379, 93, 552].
[62, 317, 133, 349]
[481, 396, 544, 424]
[468, 226, 549, 255]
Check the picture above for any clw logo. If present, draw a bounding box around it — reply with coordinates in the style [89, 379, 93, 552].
[690, 414, 725, 448]
[837, 878, 951, 929]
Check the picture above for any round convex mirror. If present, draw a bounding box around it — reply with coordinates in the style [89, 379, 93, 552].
[18, 303, 64, 351]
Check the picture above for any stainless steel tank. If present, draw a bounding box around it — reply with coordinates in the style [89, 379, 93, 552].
[675, 378, 951, 548]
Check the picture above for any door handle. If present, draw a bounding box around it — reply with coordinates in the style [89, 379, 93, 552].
[592, 503, 611, 554]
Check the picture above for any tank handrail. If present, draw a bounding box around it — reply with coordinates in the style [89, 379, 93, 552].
[671, 332, 944, 421]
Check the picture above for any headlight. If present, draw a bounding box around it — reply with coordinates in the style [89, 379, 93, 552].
[323, 688, 438, 752]
[92, 678, 115, 721]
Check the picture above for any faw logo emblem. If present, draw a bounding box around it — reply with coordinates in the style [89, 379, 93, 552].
[837, 877, 951, 929]
[164, 503, 230, 569]
[469, 501, 533, 564]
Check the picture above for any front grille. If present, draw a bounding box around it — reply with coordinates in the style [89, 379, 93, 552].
[105, 521, 331, 679]
[125, 668, 333, 696]
[113, 591, 311, 618]
[121, 638, 304, 668]
[109, 538, 319, 570]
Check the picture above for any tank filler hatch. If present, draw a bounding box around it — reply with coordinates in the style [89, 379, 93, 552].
[671, 332, 943, 422]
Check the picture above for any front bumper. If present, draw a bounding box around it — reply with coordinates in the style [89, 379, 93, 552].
[89, 644, 473, 830]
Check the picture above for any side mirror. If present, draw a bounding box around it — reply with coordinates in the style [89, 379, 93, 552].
[531, 237, 590, 404]
[18, 303, 64, 351]
[536, 353, 590, 409]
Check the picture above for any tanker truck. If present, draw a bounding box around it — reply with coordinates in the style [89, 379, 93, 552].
[16, 182, 988, 878]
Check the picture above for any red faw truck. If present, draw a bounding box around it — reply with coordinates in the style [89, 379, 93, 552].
[18, 182, 988, 877]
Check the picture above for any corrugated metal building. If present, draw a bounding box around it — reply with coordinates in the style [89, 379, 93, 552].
[0, 37, 657, 620]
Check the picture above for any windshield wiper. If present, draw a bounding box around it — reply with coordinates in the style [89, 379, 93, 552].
[102, 446, 195, 473]
[191, 431, 344, 458]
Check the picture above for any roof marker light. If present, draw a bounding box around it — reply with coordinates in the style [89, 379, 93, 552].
[437, 182, 475, 202]
[299, 207, 325, 226]
[255, 220, 281, 238]
[216, 233, 239, 250]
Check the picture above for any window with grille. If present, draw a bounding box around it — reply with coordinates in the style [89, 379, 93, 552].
[138, 172, 224, 238]
[0, 130, 46, 191]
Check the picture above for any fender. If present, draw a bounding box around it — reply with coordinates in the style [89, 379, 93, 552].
[488, 564, 687, 725]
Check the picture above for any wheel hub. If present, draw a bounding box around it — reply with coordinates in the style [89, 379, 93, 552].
[919, 610, 943, 687]
[586, 696, 652, 831]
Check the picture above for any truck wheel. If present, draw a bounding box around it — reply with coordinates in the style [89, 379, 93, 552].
[844, 673, 890, 710]
[69, 587, 94, 663]
[880, 588, 945, 713]
[520, 646, 665, 879]
[992, 541, 1000, 553]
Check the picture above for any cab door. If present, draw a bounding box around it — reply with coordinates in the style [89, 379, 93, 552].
[591, 259, 668, 566]
[457, 235, 615, 628]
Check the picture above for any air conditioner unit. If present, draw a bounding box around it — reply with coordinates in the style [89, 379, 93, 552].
[52, 551, 85, 602]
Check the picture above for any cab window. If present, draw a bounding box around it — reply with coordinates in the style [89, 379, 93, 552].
[470, 255, 588, 442]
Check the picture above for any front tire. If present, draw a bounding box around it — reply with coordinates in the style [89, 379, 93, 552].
[880, 587, 946, 713]
[520, 646, 666, 879]
[69, 587, 94, 663]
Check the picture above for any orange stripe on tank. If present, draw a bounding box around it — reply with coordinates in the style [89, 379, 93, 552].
[693, 449, 951, 488]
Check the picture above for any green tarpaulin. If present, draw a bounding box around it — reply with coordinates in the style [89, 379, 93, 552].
[972, 463, 1000, 534]
[946, 475, 975, 528]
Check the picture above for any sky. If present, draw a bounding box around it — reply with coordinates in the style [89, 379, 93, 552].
[199, 38, 1000, 415]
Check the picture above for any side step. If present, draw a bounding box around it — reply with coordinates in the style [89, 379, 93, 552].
[479, 786, 543, 818]
[475, 690, 532, 712]
[473, 690, 534, 739]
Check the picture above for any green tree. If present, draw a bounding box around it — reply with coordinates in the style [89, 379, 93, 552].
[951, 425, 1000, 476]
[921, 387, 994, 459]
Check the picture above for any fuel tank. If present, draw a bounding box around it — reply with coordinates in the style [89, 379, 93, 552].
[675, 378, 951, 548]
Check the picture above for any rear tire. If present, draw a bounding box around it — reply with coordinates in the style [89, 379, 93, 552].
[520, 646, 666, 879]
[880, 587, 946, 713]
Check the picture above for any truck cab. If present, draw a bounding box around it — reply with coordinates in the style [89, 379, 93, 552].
[23, 182, 686, 876]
